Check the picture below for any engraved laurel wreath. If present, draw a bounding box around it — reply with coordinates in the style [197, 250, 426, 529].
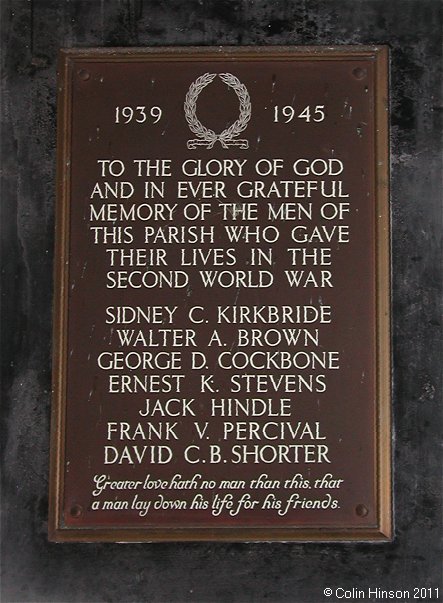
[184, 73, 251, 149]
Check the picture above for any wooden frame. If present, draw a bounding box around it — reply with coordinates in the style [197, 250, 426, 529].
[49, 46, 391, 542]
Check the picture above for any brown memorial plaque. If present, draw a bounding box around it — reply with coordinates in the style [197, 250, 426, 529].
[49, 46, 391, 542]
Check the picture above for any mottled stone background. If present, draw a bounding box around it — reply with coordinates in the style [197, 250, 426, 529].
[1, 1, 441, 601]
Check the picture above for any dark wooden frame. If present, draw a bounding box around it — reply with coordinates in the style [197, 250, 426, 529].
[49, 46, 391, 542]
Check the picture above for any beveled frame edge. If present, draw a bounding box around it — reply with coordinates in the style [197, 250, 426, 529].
[49, 526, 390, 544]
[373, 46, 392, 540]
[57, 44, 385, 62]
[48, 45, 391, 543]
[48, 50, 73, 542]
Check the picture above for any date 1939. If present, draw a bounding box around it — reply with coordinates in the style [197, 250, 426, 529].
[115, 106, 162, 124]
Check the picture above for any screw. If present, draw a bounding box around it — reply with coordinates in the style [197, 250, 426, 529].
[78, 69, 90, 81]
[355, 504, 369, 517]
[70, 504, 83, 517]
[352, 67, 367, 80]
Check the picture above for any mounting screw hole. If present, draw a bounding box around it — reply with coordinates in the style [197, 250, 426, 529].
[352, 67, 367, 80]
[70, 504, 83, 517]
[78, 69, 90, 81]
[355, 504, 369, 517]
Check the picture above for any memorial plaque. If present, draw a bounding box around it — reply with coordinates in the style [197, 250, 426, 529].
[49, 46, 391, 542]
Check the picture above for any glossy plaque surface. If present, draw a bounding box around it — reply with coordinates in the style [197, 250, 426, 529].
[49, 46, 390, 542]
